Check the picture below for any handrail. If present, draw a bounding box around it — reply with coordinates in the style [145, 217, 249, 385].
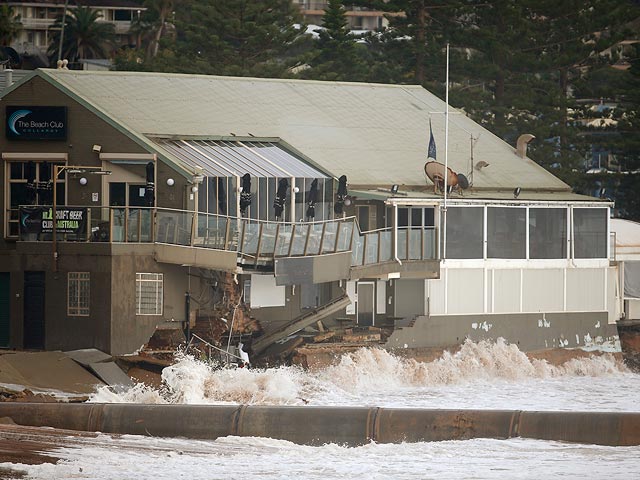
[15, 205, 439, 266]
[187, 333, 245, 363]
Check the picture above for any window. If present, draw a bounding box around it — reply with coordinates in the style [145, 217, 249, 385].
[357, 206, 371, 231]
[114, 9, 132, 21]
[487, 207, 526, 259]
[445, 206, 484, 259]
[529, 208, 567, 259]
[6, 161, 64, 237]
[573, 208, 608, 258]
[68, 272, 90, 316]
[136, 273, 163, 315]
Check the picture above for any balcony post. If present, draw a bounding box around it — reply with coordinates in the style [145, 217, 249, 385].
[254, 223, 264, 266]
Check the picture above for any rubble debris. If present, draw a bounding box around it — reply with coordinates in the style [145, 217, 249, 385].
[342, 327, 382, 343]
[254, 337, 305, 367]
[144, 327, 186, 351]
[313, 331, 336, 343]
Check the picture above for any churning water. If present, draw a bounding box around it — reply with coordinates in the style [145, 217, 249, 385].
[4, 339, 640, 479]
[91, 338, 640, 412]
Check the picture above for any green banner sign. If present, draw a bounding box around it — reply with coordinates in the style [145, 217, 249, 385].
[20, 206, 87, 235]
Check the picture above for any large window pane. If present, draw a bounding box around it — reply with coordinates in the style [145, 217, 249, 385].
[445, 207, 484, 259]
[487, 207, 526, 259]
[529, 208, 567, 259]
[574, 208, 607, 258]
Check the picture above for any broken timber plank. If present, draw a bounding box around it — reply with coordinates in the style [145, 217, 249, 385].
[313, 331, 336, 343]
[252, 294, 351, 355]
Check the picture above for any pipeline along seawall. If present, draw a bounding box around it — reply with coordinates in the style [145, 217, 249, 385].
[0, 403, 639, 447]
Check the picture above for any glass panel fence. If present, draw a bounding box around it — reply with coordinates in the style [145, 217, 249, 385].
[306, 224, 324, 255]
[379, 230, 392, 262]
[365, 232, 379, 264]
[139, 209, 153, 242]
[156, 210, 193, 246]
[351, 231, 364, 266]
[226, 217, 240, 251]
[409, 228, 422, 260]
[241, 222, 260, 255]
[397, 228, 408, 260]
[89, 207, 111, 242]
[127, 209, 140, 242]
[291, 224, 309, 256]
[275, 224, 293, 256]
[423, 228, 436, 259]
[321, 221, 338, 253]
[260, 223, 277, 256]
[195, 215, 228, 249]
[337, 221, 354, 252]
[112, 208, 126, 243]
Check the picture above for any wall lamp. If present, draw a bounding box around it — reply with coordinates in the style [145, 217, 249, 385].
[191, 173, 204, 193]
[79, 177, 88, 185]
[92, 144, 102, 153]
[166, 178, 175, 186]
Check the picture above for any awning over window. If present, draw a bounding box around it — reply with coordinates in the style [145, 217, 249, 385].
[154, 139, 329, 179]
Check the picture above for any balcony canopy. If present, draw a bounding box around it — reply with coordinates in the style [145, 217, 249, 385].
[154, 139, 329, 179]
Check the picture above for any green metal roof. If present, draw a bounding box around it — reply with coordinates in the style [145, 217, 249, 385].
[18, 69, 570, 193]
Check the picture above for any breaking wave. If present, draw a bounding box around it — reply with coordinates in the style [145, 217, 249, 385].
[89, 338, 629, 406]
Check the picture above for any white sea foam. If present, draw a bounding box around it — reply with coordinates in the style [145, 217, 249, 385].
[4, 433, 640, 480]
[90, 339, 638, 411]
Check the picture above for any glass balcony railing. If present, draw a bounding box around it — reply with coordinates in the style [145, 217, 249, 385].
[16, 205, 438, 267]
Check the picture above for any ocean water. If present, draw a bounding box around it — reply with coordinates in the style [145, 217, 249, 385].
[7, 434, 640, 480]
[91, 338, 640, 412]
[3, 339, 640, 479]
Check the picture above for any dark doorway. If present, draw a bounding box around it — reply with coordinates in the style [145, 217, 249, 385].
[357, 282, 374, 327]
[0, 273, 10, 347]
[24, 272, 45, 349]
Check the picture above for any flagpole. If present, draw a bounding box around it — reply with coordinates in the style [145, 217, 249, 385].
[443, 43, 450, 262]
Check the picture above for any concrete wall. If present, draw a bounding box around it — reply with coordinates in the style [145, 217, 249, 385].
[385, 311, 615, 352]
[2, 243, 112, 352]
[109, 245, 195, 355]
[0, 242, 195, 355]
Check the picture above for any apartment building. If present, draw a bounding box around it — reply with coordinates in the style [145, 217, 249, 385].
[6, 0, 142, 58]
[294, 0, 388, 31]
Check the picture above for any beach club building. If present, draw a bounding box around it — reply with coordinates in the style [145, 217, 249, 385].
[0, 69, 617, 355]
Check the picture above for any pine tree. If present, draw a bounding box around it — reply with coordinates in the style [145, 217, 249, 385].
[164, 0, 306, 76]
[300, 0, 369, 81]
[346, 0, 453, 84]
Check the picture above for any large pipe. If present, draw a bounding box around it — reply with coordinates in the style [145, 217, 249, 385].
[0, 404, 639, 447]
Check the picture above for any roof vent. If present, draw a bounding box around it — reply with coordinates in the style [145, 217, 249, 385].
[516, 134, 535, 158]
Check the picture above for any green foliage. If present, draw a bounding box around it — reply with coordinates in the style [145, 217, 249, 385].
[298, 0, 370, 81]
[0, 5, 21, 46]
[163, 0, 305, 76]
[48, 6, 115, 63]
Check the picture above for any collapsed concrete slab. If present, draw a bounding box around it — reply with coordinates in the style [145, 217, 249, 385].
[0, 351, 104, 398]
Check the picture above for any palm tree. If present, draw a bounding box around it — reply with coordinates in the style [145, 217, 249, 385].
[0, 5, 22, 46]
[48, 6, 115, 63]
[145, 0, 176, 59]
